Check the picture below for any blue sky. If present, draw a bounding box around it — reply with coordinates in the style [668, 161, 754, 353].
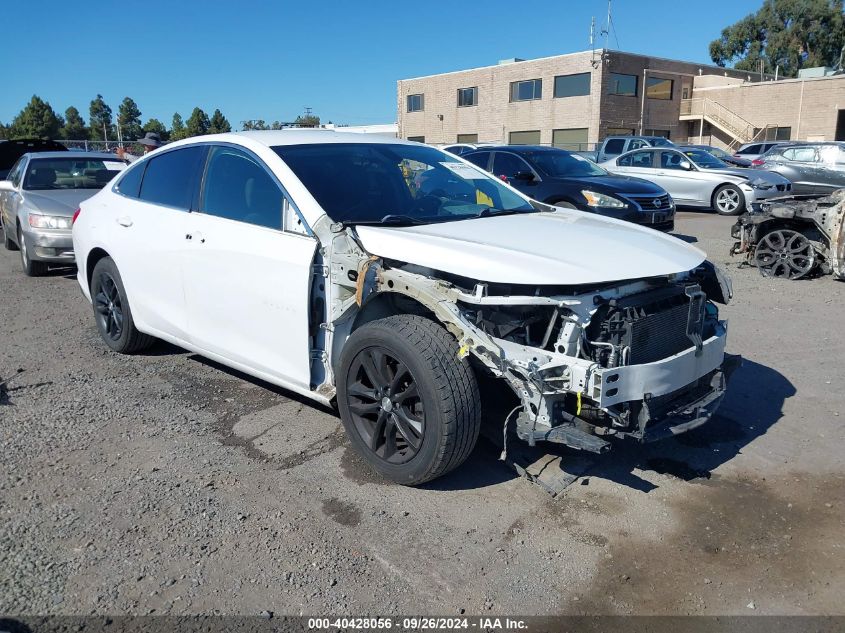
[1, 0, 760, 129]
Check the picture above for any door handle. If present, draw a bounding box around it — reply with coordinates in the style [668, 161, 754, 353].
[117, 216, 133, 227]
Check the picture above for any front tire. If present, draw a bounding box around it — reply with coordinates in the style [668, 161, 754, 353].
[3, 219, 18, 251]
[18, 227, 48, 276]
[90, 257, 154, 353]
[713, 184, 745, 216]
[337, 315, 481, 485]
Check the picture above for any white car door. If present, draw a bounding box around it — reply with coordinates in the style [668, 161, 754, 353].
[105, 145, 207, 341]
[181, 144, 316, 389]
[612, 149, 679, 194]
[655, 150, 707, 204]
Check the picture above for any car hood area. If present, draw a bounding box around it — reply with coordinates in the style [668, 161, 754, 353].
[549, 174, 666, 195]
[23, 189, 98, 217]
[705, 167, 789, 186]
[354, 210, 706, 285]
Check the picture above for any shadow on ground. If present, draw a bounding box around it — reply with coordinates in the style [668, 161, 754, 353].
[155, 337, 793, 496]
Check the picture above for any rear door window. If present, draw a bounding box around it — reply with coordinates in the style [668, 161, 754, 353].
[492, 152, 531, 180]
[464, 152, 491, 170]
[738, 144, 761, 155]
[619, 150, 654, 168]
[200, 146, 284, 230]
[782, 147, 818, 163]
[603, 139, 626, 155]
[138, 146, 207, 210]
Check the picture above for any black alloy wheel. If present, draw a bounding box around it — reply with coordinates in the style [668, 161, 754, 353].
[345, 346, 425, 464]
[94, 271, 124, 341]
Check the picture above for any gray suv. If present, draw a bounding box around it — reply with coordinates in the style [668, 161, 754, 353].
[755, 142, 845, 195]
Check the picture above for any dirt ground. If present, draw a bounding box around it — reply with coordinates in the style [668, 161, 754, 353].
[1, 211, 843, 617]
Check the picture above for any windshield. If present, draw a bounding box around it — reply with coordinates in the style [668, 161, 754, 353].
[523, 150, 607, 177]
[704, 146, 731, 159]
[273, 143, 535, 225]
[682, 149, 728, 169]
[23, 157, 126, 190]
[650, 138, 675, 147]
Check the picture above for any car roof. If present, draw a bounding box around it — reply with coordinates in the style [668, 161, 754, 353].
[25, 151, 118, 160]
[226, 130, 414, 147]
[467, 145, 565, 154]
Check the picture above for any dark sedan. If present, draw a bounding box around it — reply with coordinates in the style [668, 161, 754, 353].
[464, 145, 675, 231]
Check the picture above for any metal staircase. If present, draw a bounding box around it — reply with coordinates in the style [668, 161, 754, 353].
[680, 98, 774, 149]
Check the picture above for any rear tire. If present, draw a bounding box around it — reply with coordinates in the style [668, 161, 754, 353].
[713, 184, 745, 216]
[337, 315, 481, 485]
[90, 257, 154, 353]
[18, 227, 48, 276]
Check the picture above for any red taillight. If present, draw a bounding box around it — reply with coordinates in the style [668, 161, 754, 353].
[751, 159, 764, 167]
[72, 208, 81, 225]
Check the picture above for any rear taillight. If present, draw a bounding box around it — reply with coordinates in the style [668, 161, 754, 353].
[751, 159, 764, 167]
[72, 208, 81, 225]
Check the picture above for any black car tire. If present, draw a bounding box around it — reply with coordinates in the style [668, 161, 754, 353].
[337, 315, 481, 485]
[3, 226, 18, 251]
[712, 184, 745, 216]
[90, 257, 155, 353]
[18, 227, 48, 276]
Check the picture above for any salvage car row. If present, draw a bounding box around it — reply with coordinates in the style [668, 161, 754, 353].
[1, 131, 739, 487]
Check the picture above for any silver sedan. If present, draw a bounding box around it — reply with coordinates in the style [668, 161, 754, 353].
[601, 147, 792, 215]
[0, 151, 127, 275]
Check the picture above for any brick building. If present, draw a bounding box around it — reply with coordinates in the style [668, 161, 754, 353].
[397, 49, 845, 150]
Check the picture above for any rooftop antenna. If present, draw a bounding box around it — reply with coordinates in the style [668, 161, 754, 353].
[590, 16, 599, 68]
[603, 0, 611, 50]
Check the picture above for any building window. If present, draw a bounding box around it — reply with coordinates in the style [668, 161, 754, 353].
[457, 133, 478, 143]
[775, 127, 792, 141]
[606, 128, 635, 136]
[457, 87, 477, 107]
[510, 79, 542, 102]
[552, 128, 589, 150]
[646, 77, 673, 100]
[644, 129, 671, 139]
[553, 73, 591, 98]
[508, 130, 541, 145]
[407, 136, 425, 143]
[608, 73, 638, 96]
[407, 94, 424, 112]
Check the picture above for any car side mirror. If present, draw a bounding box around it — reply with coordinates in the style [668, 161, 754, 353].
[0, 180, 14, 192]
[514, 170, 535, 182]
[679, 160, 693, 170]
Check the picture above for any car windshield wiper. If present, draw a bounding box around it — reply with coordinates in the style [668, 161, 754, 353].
[351, 214, 428, 226]
[474, 207, 533, 218]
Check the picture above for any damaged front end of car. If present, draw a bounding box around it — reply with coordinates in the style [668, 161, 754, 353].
[730, 189, 845, 280]
[321, 225, 740, 458]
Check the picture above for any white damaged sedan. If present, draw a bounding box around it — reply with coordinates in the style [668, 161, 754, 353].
[72, 131, 737, 485]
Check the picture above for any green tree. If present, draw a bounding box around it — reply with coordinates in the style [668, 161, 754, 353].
[170, 112, 187, 140]
[142, 118, 169, 141]
[117, 97, 143, 141]
[185, 107, 210, 137]
[208, 109, 231, 134]
[60, 106, 87, 139]
[0, 122, 10, 140]
[294, 114, 320, 128]
[242, 119, 268, 130]
[710, 0, 845, 77]
[10, 95, 61, 138]
[89, 94, 114, 141]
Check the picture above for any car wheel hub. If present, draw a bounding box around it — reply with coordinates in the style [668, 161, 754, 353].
[346, 346, 425, 465]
